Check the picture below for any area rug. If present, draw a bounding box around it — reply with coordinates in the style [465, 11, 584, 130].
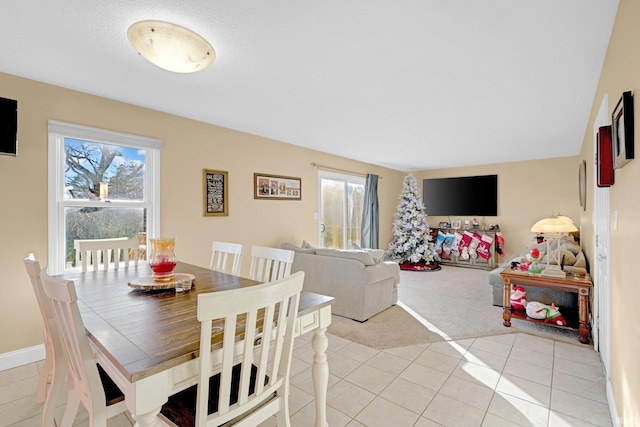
[327, 266, 580, 349]
[327, 305, 445, 350]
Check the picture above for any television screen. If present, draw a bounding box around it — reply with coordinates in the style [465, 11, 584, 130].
[423, 175, 498, 216]
[0, 97, 17, 156]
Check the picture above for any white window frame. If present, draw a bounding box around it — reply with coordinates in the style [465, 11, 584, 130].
[47, 120, 162, 274]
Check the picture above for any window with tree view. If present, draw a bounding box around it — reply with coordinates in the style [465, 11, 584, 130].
[48, 121, 161, 273]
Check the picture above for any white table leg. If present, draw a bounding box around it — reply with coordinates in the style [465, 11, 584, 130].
[133, 409, 163, 427]
[312, 327, 329, 427]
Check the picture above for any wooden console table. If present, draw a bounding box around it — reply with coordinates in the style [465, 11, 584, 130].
[501, 268, 592, 344]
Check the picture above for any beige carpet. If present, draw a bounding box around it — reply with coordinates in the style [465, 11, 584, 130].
[327, 305, 445, 349]
[327, 265, 580, 349]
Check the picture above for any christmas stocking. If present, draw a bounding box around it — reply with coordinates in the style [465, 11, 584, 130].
[442, 233, 455, 255]
[458, 231, 473, 260]
[477, 233, 494, 259]
[469, 232, 482, 258]
[451, 232, 463, 257]
[434, 230, 446, 255]
[495, 231, 505, 257]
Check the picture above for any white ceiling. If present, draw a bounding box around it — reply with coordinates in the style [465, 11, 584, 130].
[0, 0, 619, 171]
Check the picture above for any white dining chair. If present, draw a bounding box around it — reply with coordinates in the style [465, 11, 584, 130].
[23, 254, 63, 427]
[160, 271, 304, 427]
[248, 246, 294, 282]
[209, 241, 244, 276]
[75, 237, 140, 272]
[39, 269, 128, 427]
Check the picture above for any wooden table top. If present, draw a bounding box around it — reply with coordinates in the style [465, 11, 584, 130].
[500, 267, 592, 290]
[57, 262, 334, 383]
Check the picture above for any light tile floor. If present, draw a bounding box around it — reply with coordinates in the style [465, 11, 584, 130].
[0, 331, 611, 427]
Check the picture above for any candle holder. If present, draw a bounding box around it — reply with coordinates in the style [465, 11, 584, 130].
[149, 238, 177, 282]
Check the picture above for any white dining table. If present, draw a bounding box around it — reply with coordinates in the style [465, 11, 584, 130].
[54, 262, 334, 427]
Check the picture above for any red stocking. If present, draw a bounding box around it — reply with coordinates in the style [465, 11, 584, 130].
[477, 233, 494, 259]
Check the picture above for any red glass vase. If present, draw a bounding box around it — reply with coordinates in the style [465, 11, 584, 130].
[149, 238, 177, 281]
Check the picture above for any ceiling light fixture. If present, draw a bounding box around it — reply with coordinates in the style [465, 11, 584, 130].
[127, 20, 215, 73]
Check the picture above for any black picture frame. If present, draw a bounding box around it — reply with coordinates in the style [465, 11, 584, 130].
[579, 160, 586, 211]
[612, 91, 634, 169]
[203, 169, 228, 216]
[597, 125, 614, 187]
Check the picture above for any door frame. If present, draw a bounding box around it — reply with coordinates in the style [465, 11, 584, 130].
[592, 94, 611, 373]
[317, 170, 365, 248]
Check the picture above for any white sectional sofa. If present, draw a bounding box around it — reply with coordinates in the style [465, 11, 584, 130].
[281, 242, 400, 322]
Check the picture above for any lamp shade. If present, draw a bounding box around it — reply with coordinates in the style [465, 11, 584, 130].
[530, 216, 578, 233]
[127, 20, 215, 73]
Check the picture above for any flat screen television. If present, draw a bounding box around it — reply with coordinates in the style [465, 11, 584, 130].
[0, 96, 17, 156]
[423, 175, 498, 216]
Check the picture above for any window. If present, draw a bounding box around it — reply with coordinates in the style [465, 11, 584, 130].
[317, 171, 365, 249]
[48, 121, 161, 274]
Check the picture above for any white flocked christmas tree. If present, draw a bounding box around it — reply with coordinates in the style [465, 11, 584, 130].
[387, 174, 437, 264]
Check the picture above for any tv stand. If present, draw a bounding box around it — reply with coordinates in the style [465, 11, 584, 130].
[433, 228, 497, 270]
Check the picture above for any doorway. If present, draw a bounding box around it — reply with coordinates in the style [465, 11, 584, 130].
[593, 94, 611, 373]
[317, 171, 365, 249]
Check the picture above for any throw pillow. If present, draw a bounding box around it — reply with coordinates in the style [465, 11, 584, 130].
[365, 249, 385, 263]
[280, 242, 315, 254]
[315, 248, 376, 266]
[541, 249, 576, 266]
[301, 240, 315, 249]
[573, 251, 587, 268]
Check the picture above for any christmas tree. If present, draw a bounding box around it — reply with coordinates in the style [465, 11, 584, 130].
[387, 174, 437, 264]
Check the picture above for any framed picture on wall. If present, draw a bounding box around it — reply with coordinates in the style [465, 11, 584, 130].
[612, 91, 634, 169]
[254, 173, 302, 200]
[203, 169, 228, 216]
[597, 125, 614, 187]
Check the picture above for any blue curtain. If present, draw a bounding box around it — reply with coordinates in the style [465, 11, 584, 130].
[361, 174, 379, 249]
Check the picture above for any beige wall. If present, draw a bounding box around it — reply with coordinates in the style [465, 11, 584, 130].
[0, 72, 405, 353]
[414, 157, 581, 261]
[578, 0, 639, 421]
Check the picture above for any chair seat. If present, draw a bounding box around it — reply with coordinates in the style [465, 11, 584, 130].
[160, 364, 268, 427]
[97, 364, 125, 406]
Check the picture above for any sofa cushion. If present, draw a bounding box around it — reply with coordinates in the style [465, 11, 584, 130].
[541, 249, 576, 266]
[366, 249, 385, 263]
[280, 242, 316, 254]
[348, 242, 384, 263]
[315, 248, 376, 266]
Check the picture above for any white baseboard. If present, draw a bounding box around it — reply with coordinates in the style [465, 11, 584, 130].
[0, 344, 46, 371]
[606, 378, 621, 426]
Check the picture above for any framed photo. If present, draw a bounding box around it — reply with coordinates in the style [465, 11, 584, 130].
[612, 91, 634, 169]
[578, 160, 586, 211]
[597, 125, 614, 187]
[451, 220, 461, 229]
[203, 169, 228, 216]
[254, 173, 301, 200]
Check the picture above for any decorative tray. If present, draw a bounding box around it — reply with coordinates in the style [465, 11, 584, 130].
[128, 273, 195, 291]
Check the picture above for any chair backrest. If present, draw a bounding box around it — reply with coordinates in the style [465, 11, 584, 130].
[39, 269, 110, 418]
[23, 254, 56, 350]
[248, 246, 294, 282]
[195, 271, 304, 426]
[23, 253, 60, 409]
[75, 237, 140, 272]
[209, 241, 244, 276]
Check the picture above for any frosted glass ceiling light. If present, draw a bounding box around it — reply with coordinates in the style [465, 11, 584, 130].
[127, 20, 215, 73]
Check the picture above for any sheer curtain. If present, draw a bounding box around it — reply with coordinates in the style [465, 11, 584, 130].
[361, 174, 379, 248]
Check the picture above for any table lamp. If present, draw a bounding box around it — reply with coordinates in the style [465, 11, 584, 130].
[530, 215, 578, 278]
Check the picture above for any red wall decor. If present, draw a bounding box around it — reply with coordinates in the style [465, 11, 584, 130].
[597, 125, 614, 187]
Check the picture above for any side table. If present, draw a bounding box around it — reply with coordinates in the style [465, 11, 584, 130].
[501, 268, 592, 344]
